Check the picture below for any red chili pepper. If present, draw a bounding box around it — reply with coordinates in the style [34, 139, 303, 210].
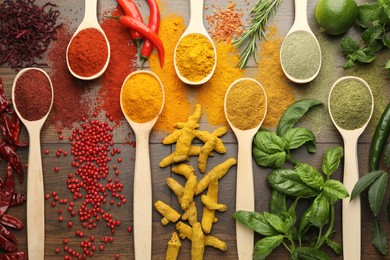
[0, 234, 17, 252]
[117, 0, 144, 45]
[0, 141, 24, 184]
[9, 193, 26, 207]
[0, 252, 27, 260]
[0, 224, 17, 244]
[0, 214, 23, 230]
[140, 0, 161, 68]
[0, 115, 28, 148]
[0, 79, 12, 115]
[0, 165, 14, 218]
[107, 15, 164, 67]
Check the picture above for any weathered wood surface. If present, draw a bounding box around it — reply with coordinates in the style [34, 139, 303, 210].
[0, 0, 390, 259]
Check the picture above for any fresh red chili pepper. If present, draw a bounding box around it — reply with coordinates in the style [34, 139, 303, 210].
[9, 193, 26, 207]
[0, 252, 27, 260]
[140, 0, 161, 68]
[0, 234, 17, 252]
[0, 224, 16, 244]
[0, 141, 24, 184]
[107, 15, 164, 67]
[117, 0, 144, 45]
[0, 214, 23, 230]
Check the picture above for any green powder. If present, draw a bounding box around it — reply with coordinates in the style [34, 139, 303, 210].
[329, 78, 372, 130]
[280, 30, 321, 80]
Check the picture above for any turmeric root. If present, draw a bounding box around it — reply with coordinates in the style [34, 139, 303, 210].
[154, 200, 181, 225]
[194, 126, 227, 154]
[166, 178, 184, 204]
[196, 158, 237, 195]
[172, 164, 195, 179]
[182, 201, 197, 226]
[181, 174, 198, 210]
[201, 173, 221, 234]
[166, 232, 181, 260]
[201, 195, 227, 211]
[191, 222, 205, 260]
[197, 135, 217, 173]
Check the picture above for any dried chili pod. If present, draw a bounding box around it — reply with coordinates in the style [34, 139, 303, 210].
[0, 252, 27, 260]
[0, 165, 14, 217]
[0, 234, 17, 252]
[0, 115, 27, 148]
[0, 224, 17, 244]
[9, 193, 26, 207]
[0, 141, 24, 183]
[0, 214, 23, 230]
[0, 78, 12, 115]
[8, 114, 27, 147]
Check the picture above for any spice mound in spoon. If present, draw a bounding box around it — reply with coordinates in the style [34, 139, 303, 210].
[121, 72, 163, 123]
[329, 78, 373, 130]
[67, 28, 109, 78]
[175, 33, 215, 83]
[14, 69, 52, 121]
[280, 30, 321, 81]
[225, 79, 266, 130]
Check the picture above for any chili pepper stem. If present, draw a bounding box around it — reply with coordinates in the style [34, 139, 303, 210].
[104, 16, 120, 21]
[140, 57, 147, 69]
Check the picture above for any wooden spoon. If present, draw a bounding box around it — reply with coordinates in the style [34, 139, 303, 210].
[173, 0, 217, 85]
[280, 0, 321, 83]
[120, 70, 165, 260]
[224, 78, 267, 260]
[12, 68, 54, 260]
[66, 0, 110, 80]
[328, 76, 374, 260]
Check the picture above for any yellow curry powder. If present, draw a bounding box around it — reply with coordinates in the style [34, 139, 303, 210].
[121, 72, 163, 123]
[226, 80, 266, 130]
[175, 33, 215, 82]
[257, 26, 296, 127]
[149, 14, 193, 132]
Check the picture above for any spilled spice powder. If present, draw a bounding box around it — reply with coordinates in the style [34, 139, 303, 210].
[47, 25, 93, 129]
[98, 7, 138, 123]
[149, 14, 193, 132]
[257, 26, 296, 128]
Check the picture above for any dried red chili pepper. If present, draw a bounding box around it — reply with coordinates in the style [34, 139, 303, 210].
[0, 165, 14, 218]
[0, 142, 24, 183]
[0, 224, 16, 244]
[0, 234, 17, 252]
[0, 214, 23, 230]
[107, 15, 164, 67]
[140, 0, 160, 67]
[0, 252, 27, 260]
[0, 115, 28, 148]
[0, 79, 12, 115]
[9, 193, 26, 207]
[117, 0, 144, 45]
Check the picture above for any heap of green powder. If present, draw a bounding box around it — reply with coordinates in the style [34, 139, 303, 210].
[329, 78, 372, 130]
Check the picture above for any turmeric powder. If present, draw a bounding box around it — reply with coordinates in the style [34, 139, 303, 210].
[120, 72, 163, 123]
[175, 33, 216, 82]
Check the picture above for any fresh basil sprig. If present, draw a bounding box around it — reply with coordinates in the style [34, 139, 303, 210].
[235, 99, 348, 259]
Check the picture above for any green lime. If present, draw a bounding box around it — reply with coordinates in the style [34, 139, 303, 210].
[315, 0, 358, 35]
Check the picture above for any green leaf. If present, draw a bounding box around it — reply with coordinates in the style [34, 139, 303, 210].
[267, 169, 319, 198]
[343, 58, 356, 69]
[340, 37, 360, 55]
[322, 146, 343, 177]
[295, 163, 324, 190]
[356, 49, 376, 63]
[372, 219, 388, 255]
[253, 131, 286, 168]
[350, 170, 385, 200]
[368, 172, 388, 216]
[384, 144, 390, 167]
[325, 238, 342, 255]
[276, 99, 323, 136]
[233, 210, 278, 236]
[386, 59, 390, 69]
[323, 179, 349, 204]
[264, 212, 287, 234]
[291, 247, 331, 260]
[284, 198, 299, 231]
[362, 25, 383, 44]
[358, 2, 383, 28]
[308, 193, 330, 228]
[364, 40, 384, 56]
[253, 235, 284, 260]
[270, 190, 287, 219]
[283, 128, 316, 151]
[298, 208, 311, 236]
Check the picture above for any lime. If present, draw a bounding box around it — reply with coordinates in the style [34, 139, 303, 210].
[315, 0, 358, 35]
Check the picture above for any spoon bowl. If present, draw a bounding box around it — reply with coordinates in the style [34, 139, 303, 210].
[173, 0, 217, 85]
[280, 0, 321, 83]
[66, 0, 110, 80]
[224, 77, 267, 260]
[12, 68, 54, 259]
[328, 76, 374, 260]
[120, 70, 164, 260]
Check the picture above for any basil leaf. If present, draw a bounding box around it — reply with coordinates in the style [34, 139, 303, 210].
[340, 37, 360, 55]
[298, 208, 311, 236]
[267, 169, 319, 198]
[362, 25, 383, 44]
[325, 238, 342, 255]
[372, 219, 388, 255]
[322, 146, 343, 177]
[264, 212, 287, 234]
[253, 131, 286, 168]
[295, 163, 324, 190]
[283, 128, 315, 151]
[291, 247, 331, 260]
[308, 193, 330, 228]
[270, 190, 287, 219]
[276, 99, 323, 136]
[368, 172, 388, 216]
[253, 235, 284, 260]
[233, 210, 278, 236]
[350, 170, 385, 200]
[284, 198, 298, 232]
[323, 179, 349, 204]
[384, 144, 390, 167]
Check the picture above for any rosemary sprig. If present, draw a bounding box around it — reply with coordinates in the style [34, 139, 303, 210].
[234, 0, 282, 69]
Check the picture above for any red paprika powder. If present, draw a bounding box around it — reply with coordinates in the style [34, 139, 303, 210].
[67, 28, 109, 77]
[14, 69, 52, 121]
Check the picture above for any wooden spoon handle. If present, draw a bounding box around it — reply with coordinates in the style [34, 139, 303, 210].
[27, 130, 45, 260]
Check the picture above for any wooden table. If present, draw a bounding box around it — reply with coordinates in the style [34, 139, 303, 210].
[1, 0, 389, 259]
